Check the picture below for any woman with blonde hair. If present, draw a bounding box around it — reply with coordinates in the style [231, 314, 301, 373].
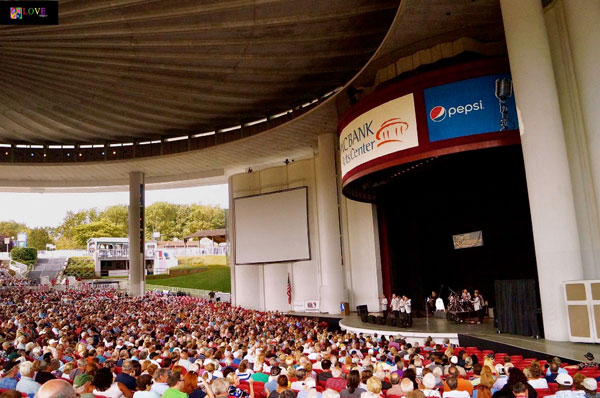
[473, 366, 495, 398]
[361, 376, 383, 398]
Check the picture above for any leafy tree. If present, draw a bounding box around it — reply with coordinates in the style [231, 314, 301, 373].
[55, 235, 77, 250]
[145, 202, 184, 240]
[0, 221, 28, 239]
[99, 205, 128, 228]
[28, 227, 53, 250]
[72, 219, 128, 248]
[56, 209, 97, 242]
[183, 205, 226, 236]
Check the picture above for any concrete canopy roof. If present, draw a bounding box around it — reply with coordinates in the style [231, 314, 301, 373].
[0, 0, 398, 144]
[0, 0, 506, 191]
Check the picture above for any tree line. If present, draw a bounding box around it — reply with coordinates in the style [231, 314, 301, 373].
[0, 202, 226, 250]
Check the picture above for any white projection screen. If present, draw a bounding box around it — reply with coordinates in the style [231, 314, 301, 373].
[234, 187, 310, 264]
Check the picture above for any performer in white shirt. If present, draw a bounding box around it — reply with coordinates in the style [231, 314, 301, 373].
[472, 290, 484, 324]
[403, 295, 412, 327]
[380, 295, 389, 318]
[391, 294, 401, 319]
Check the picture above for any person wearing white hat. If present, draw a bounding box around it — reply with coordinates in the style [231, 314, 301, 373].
[549, 374, 582, 398]
[582, 378, 597, 398]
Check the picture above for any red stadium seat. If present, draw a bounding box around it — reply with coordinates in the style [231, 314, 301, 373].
[535, 388, 553, 398]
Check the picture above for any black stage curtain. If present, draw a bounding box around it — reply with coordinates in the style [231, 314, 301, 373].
[495, 279, 540, 336]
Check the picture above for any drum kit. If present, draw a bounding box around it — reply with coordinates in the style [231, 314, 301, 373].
[446, 287, 474, 322]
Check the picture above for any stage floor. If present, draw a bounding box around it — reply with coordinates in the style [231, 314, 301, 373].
[339, 314, 596, 362]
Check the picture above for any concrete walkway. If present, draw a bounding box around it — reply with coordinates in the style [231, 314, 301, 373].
[28, 257, 67, 283]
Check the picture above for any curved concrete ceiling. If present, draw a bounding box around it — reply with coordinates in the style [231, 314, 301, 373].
[0, 0, 506, 191]
[0, 0, 398, 144]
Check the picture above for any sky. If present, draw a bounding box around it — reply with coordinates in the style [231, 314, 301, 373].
[0, 184, 229, 228]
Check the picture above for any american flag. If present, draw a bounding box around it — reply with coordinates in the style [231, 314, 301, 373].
[287, 274, 292, 305]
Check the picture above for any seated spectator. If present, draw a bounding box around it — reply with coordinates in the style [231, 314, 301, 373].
[492, 368, 537, 398]
[206, 378, 230, 398]
[35, 360, 57, 385]
[493, 365, 512, 392]
[299, 378, 322, 398]
[266, 367, 282, 395]
[386, 372, 403, 397]
[472, 364, 484, 387]
[186, 371, 207, 398]
[16, 360, 41, 396]
[237, 361, 254, 381]
[227, 372, 252, 398]
[74, 373, 96, 398]
[474, 367, 495, 398]
[407, 391, 427, 398]
[318, 360, 334, 383]
[0, 362, 19, 390]
[163, 371, 187, 398]
[341, 370, 366, 398]
[582, 378, 597, 398]
[443, 366, 473, 395]
[527, 362, 548, 389]
[151, 368, 170, 396]
[579, 353, 599, 370]
[546, 363, 562, 384]
[512, 382, 528, 398]
[269, 375, 291, 398]
[0, 391, 21, 398]
[421, 373, 441, 398]
[325, 367, 347, 392]
[36, 379, 77, 398]
[115, 359, 137, 395]
[443, 377, 470, 398]
[361, 376, 383, 398]
[93, 367, 124, 398]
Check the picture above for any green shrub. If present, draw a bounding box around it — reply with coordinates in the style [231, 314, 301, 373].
[64, 257, 95, 278]
[10, 247, 37, 266]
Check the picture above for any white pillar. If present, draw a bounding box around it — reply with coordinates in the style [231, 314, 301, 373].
[128, 171, 145, 297]
[500, 0, 584, 341]
[562, 0, 600, 279]
[315, 133, 345, 313]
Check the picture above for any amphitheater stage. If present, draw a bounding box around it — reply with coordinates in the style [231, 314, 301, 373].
[337, 314, 593, 364]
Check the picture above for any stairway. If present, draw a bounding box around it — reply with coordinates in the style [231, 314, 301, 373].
[28, 257, 67, 283]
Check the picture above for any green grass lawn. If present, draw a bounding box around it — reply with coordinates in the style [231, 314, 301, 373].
[176, 255, 227, 266]
[146, 264, 230, 292]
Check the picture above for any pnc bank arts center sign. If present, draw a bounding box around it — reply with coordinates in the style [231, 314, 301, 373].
[339, 94, 418, 181]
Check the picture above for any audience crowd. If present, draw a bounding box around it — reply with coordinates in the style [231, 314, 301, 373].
[0, 276, 597, 398]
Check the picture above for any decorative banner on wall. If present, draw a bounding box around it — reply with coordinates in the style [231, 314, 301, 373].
[340, 94, 418, 180]
[424, 74, 519, 142]
[452, 230, 483, 249]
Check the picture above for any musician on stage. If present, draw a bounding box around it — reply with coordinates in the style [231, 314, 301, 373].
[427, 291, 437, 314]
[391, 294, 401, 319]
[402, 295, 412, 327]
[380, 294, 389, 318]
[399, 295, 407, 326]
[472, 290, 485, 324]
[461, 289, 472, 302]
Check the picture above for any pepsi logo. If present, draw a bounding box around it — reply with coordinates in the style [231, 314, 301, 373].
[430, 106, 446, 122]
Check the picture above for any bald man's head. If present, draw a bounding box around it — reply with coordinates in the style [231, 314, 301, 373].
[36, 379, 76, 398]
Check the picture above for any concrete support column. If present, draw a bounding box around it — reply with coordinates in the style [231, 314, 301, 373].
[562, 0, 600, 279]
[500, 0, 584, 341]
[315, 133, 345, 313]
[128, 171, 145, 297]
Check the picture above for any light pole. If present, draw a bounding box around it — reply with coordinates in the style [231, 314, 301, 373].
[4, 237, 9, 256]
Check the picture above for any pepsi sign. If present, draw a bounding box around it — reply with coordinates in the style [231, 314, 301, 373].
[424, 74, 518, 142]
